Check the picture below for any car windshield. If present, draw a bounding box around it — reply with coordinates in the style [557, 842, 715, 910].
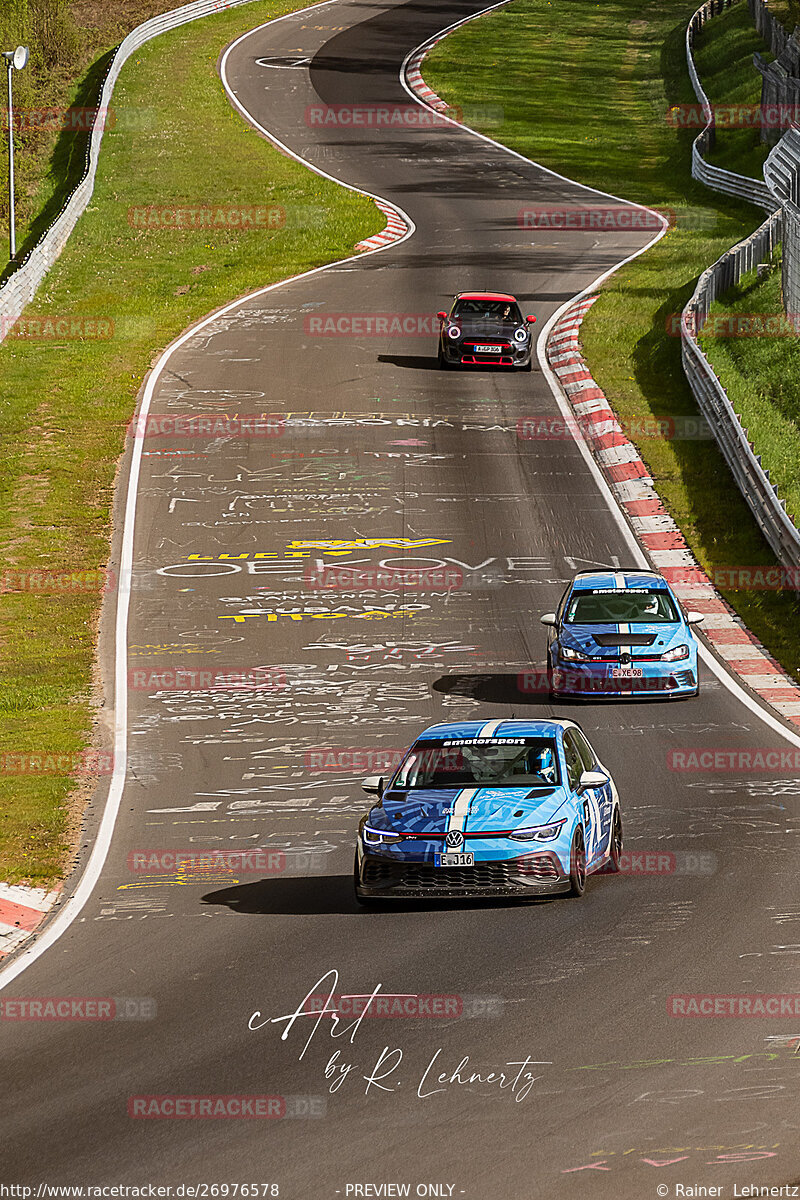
[452, 299, 522, 323]
[392, 737, 560, 789]
[565, 587, 679, 624]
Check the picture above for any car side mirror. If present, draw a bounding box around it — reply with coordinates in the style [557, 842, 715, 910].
[525, 315, 536, 324]
[436, 311, 447, 321]
[577, 769, 608, 793]
[540, 612, 557, 627]
[686, 611, 705, 626]
[362, 775, 384, 795]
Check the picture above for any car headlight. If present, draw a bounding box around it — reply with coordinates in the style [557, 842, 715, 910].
[509, 820, 566, 842]
[446, 323, 461, 340]
[560, 644, 591, 662]
[662, 643, 690, 662]
[362, 825, 403, 846]
[513, 327, 529, 343]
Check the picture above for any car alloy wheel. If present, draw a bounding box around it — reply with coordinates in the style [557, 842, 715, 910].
[607, 810, 623, 873]
[568, 827, 586, 897]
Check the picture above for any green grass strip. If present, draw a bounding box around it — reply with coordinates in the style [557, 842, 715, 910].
[701, 263, 800, 524]
[692, 1, 771, 177]
[0, 0, 383, 886]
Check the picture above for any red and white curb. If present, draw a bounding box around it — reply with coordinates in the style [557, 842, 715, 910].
[547, 296, 800, 728]
[405, 42, 451, 112]
[0, 883, 60, 959]
[354, 199, 410, 253]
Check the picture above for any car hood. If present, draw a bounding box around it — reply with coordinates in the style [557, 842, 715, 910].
[559, 621, 687, 655]
[367, 785, 568, 835]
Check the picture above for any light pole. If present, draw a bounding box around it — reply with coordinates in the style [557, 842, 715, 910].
[3, 45, 29, 262]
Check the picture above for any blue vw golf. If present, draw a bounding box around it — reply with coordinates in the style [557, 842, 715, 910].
[541, 569, 704, 700]
[354, 718, 621, 903]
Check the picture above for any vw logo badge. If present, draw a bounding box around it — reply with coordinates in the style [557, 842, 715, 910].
[446, 830, 464, 849]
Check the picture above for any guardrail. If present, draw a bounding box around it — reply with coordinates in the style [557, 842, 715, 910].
[765, 124, 800, 326]
[679, 0, 800, 566]
[748, 0, 792, 58]
[680, 209, 800, 567]
[686, 0, 776, 209]
[0, 0, 261, 346]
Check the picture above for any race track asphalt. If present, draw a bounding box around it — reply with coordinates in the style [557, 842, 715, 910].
[2, 1, 799, 1193]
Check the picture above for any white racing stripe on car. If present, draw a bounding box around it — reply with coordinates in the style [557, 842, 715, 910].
[478, 719, 504, 738]
[609, 572, 631, 691]
[446, 788, 479, 836]
[617, 620, 633, 698]
[583, 787, 603, 863]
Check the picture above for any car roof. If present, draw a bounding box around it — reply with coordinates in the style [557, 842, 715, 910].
[570, 569, 670, 591]
[414, 719, 575, 741]
[454, 292, 518, 302]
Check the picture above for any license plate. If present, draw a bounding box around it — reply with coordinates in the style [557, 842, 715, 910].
[435, 852, 474, 867]
[474, 344, 501, 353]
[612, 668, 644, 678]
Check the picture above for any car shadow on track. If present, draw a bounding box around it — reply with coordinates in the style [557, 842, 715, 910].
[202, 875, 360, 915]
[201, 876, 563, 915]
[433, 672, 553, 705]
[377, 354, 535, 373]
[377, 354, 437, 371]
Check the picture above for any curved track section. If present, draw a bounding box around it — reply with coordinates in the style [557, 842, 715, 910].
[2, 1, 799, 1194]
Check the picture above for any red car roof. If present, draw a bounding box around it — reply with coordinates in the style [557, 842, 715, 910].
[456, 292, 517, 301]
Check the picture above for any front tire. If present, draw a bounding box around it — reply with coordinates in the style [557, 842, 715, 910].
[568, 827, 586, 897]
[438, 346, 451, 370]
[607, 809, 623, 873]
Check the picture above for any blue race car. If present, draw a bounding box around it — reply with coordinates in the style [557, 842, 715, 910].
[541, 569, 704, 700]
[354, 718, 621, 903]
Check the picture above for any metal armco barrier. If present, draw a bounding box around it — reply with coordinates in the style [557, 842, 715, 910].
[681, 209, 800, 567]
[686, 0, 775, 209]
[748, 0, 793, 59]
[680, 0, 800, 566]
[765, 124, 800, 321]
[0, 0, 261, 345]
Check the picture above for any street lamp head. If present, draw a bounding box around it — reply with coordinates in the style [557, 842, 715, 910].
[3, 46, 29, 69]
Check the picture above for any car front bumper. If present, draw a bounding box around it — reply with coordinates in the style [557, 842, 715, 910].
[356, 849, 571, 899]
[550, 662, 697, 698]
[441, 340, 531, 367]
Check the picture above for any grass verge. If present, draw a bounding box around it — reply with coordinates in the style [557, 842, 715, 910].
[0, 0, 383, 886]
[701, 262, 800, 523]
[767, 0, 800, 29]
[691, 0, 771, 177]
[424, 0, 800, 684]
